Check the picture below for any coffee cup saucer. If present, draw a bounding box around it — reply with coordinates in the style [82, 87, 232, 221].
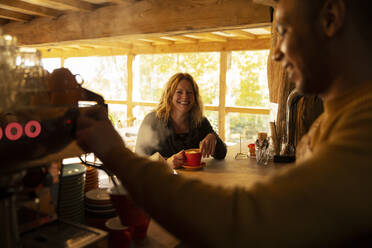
[182, 162, 206, 171]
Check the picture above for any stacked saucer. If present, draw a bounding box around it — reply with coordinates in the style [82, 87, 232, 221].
[85, 188, 117, 229]
[58, 163, 86, 224]
[84, 166, 99, 193]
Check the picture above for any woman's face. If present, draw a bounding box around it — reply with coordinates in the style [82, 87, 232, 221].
[171, 79, 195, 115]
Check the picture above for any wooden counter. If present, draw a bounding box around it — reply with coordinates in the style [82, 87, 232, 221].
[140, 145, 292, 248]
[177, 157, 283, 189]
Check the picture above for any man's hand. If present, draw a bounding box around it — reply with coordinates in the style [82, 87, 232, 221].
[167, 150, 186, 169]
[200, 133, 217, 158]
[76, 105, 125, 161]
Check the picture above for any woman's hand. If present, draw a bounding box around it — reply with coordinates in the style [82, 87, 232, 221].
[167, 150, 186, 169]
[200, 133, 217, 158]
[76, 105, 125, 162]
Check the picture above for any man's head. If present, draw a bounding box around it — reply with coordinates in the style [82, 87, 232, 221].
[273, 0, 372, 96]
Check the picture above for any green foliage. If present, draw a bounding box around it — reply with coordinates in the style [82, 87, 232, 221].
[226, 50, 270, 142]
[135, 53, 219, 104]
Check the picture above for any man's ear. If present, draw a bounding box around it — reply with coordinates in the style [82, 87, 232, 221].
[320, 0, 346, 37]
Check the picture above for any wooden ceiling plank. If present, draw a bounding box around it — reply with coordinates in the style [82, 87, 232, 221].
[146, 37, 174, 45]
[40, 46, 130, 58]
[104, 0, 135, 4]
[184, 33, 227, 42]
[38, 0, 95, 12]
[132, 40, 154, 47]
[130, 38, 270, 54]
[197, 33, 228, 42]
[2, 0, 271, 46]
[253, 0, 276, 7]
[225, 30, 257, 39]
[0, 0, 61, 17]
[0, 9, 32, 22]
[36, 37, 270, 58]
[83, 41, 132, 49]
[160, 36, 198, 43]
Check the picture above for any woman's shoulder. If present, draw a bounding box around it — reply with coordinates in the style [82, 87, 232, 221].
[201, 116, 212, 125]
[143, 111, 158, 122]
[143, 111, 169, 129]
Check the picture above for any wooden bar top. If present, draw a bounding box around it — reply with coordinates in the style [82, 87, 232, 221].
[140, 145, 292, 248]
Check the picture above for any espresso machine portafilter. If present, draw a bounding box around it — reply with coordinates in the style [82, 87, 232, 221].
[0, 34, 107, 247]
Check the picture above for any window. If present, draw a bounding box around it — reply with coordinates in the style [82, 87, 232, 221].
[65, 56, 128, 100]
[132, 106, 155, 127]
[226, 113, 270, 143]
[133, 53, 220, 105]
[226, 50, 270, 108]
[225, 50, 270, 143]
[108, 104, 127, 128]
[42, 58, 61, 73]
[47, 50, 270, 144]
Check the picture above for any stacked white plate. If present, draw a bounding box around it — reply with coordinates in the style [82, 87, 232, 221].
[85, 188, 117, 227]
[58, 163, 86, 224]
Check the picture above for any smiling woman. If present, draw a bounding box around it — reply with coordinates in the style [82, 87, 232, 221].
[135, 72, 227, 169]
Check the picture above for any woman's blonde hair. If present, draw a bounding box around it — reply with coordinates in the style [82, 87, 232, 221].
[156, 72, 203, 127]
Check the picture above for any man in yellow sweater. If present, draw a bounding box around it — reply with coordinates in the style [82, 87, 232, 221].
[76, 0, 372, 247]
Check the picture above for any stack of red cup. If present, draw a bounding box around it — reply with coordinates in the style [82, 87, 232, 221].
[105, 216, 132, 248]
[109, 186, 151, 242]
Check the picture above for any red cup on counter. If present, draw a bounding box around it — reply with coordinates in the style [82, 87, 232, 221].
[105, 216, 132, 248]
[248, 143, 256, 158]
[109, 186, 150, 240]
[184, 148, 202, 166]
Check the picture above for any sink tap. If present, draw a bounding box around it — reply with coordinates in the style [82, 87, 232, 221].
[282, 89, 304, 157]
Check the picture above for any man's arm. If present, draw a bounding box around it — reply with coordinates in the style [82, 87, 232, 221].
[103, 142, 372, 247]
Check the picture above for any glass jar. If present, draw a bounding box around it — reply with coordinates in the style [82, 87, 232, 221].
[255, 132, 270, 165]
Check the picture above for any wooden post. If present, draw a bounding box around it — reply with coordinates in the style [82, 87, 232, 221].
[218, 51, 229, 141]
[127, 54, 135, 127]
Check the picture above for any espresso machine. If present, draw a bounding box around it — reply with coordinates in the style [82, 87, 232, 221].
[0, 33, 107, 247]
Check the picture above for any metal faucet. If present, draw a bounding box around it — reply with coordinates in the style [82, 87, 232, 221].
[281, 89, 304, 157]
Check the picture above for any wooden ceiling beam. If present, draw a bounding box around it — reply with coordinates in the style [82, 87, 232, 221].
[36, 0, 95, 12]
[184, 33, 228, 42]
[39, 46, 130, 58]
[0, 18, 9, 25]
[141, 38, 174, 45]
[104, 0, 135, 4]
[160, 36, 198, 43]
[37, 37, 271, 58]
[3, 0, 271, 46]
[225, 30, 257, 40]
[83, 41, 132, 49]
[0, 9, 32, 22]
[0, 0, 61, 17]
[253, 0, 276, 7]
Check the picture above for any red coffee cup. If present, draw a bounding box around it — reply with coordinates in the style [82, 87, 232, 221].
[184, 148, 202, 167]
[110, 186, 150, 240]
[105, 216, 132, 248]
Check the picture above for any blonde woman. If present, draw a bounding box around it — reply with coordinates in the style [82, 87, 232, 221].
[135, 72, 226, 168]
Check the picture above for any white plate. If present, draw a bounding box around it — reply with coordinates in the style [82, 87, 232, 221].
[85, 188, 111, 201]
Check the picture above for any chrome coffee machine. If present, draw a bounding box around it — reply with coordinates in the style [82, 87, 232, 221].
[0, 33, 107, 247]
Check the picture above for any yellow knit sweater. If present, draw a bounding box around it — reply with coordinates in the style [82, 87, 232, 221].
[104, 82, 372, 247]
